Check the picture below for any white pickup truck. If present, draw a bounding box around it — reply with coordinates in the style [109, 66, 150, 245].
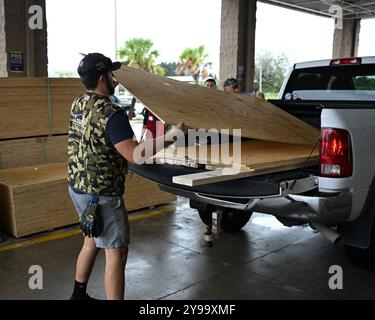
[130, 56, 375, 257]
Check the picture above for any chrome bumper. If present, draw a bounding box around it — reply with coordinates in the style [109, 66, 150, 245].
[159, 185, 352, 224]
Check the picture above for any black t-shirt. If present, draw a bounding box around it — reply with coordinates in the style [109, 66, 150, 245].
[106, 109, 135, 145]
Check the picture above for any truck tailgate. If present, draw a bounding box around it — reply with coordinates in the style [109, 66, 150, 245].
[129, 164, 317, 199]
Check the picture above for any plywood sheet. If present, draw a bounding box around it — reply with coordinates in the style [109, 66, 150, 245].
[156, 140, 319, 170]
[114, 66, 319, 146]
[0, 135, 68, 169]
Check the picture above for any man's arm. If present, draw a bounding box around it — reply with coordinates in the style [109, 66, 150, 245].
[114, 123, 188, 164]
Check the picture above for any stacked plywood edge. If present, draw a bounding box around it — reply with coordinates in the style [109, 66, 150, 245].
[153, 141, 319, 186]
[0, 77, 176, 238]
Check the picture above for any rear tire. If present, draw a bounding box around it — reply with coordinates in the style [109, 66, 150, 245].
[198, 208, 252, 233]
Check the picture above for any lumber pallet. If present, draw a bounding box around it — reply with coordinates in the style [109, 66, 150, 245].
[0, 135, 68, 169]
[0, 163, 176, 238]
[114, 66, 320, 146]
[0, 78, 83, 139]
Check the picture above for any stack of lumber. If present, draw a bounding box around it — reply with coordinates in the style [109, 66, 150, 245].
[0, 77, 176, 238]
[0, 135, 68, 169]
[0, 164, 77, 238]
[0, 78, 83, 139]
[0, 164, 176, 238]
[125, 173, 176, 211]
[155, 141, 319, 186]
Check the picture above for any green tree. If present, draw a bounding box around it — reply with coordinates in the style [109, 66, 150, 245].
[177, 46, 209, 84]
[159, 62, 178, 76]
[118, 38, 164, 76]
[254, 51, 291, 94]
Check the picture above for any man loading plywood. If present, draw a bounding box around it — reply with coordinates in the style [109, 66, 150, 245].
[67, 53, 189, 300]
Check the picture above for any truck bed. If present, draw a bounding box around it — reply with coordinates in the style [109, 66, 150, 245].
[130, 100, 323, 200]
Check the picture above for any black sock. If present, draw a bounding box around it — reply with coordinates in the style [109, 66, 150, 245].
[72, 280, 88, 299]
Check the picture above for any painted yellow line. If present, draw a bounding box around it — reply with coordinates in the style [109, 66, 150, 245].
[0, 205, 176, 253]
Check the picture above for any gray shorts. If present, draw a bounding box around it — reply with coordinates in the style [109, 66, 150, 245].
[68, 187, 130, 249]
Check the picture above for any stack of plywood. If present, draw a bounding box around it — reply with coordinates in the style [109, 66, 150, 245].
[0, 77, 176, 238]
[0, 135, 68, 169]
[155, 141, 319, 186]
[0, 164, 176, 238]
[0, 78, 83, 139]
[0, 164, 77, 238]
[125, 173, 176, 212]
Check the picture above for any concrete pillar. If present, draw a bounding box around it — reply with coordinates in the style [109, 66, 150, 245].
[0, 0, 7, 77]
[332, 18, 361, 59]
[220, 0, 256, 93]
[0, 0, 47, 77]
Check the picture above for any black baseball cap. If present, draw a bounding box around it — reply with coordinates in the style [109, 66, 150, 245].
[77, 53, 121, 78]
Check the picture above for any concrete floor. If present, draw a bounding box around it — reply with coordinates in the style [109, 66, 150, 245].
[0, 196, 375, 300]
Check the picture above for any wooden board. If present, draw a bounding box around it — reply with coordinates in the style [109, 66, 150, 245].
[114, 66, 319, 146]
[0, 163, 176, 237]
[0, 135, 68, 169]
[172, 166, 255, 187]
[0, 78, 83, 139]
[155, 140, 319, 170]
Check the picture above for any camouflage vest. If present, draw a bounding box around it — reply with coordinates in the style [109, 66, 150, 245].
[68, 93, 128, 196]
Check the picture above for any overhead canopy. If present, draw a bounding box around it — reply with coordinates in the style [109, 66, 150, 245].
[260, 0, 375, 19]
[115, 66, 319, 146]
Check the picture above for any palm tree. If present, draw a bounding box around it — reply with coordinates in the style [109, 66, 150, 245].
[118, 38, 164, 75]
[177, 46, 209, 84]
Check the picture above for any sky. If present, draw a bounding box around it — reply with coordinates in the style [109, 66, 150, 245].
[46, 0, 375, 77]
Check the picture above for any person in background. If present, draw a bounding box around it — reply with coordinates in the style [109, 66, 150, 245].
[223, 77, 241, 94]
[256, 92, 266, 100]
[223, 77, 265, 100]
[127, 97, 137, 120]
[141, 108, 166, 141]
[205, 77, 217, 89]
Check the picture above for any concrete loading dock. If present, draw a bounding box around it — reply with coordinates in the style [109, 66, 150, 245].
[1, 0, 375, 302]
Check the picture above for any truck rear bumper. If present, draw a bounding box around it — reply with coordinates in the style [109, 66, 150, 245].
[159, 184, 352, 225]
[252, 191, 352, 224]
[130, 164, 351, 225]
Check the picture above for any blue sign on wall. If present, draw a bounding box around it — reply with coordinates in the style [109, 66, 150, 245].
[10, 52, 24, 72]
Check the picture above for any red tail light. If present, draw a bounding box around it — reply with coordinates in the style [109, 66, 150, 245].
[319, 128, 352, 178]
[330, 57, 362, 65]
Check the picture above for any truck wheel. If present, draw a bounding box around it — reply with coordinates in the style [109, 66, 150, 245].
[198, 209, 252, 233]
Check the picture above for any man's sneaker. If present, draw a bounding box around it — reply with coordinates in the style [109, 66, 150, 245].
[69, 293, 98, 300]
